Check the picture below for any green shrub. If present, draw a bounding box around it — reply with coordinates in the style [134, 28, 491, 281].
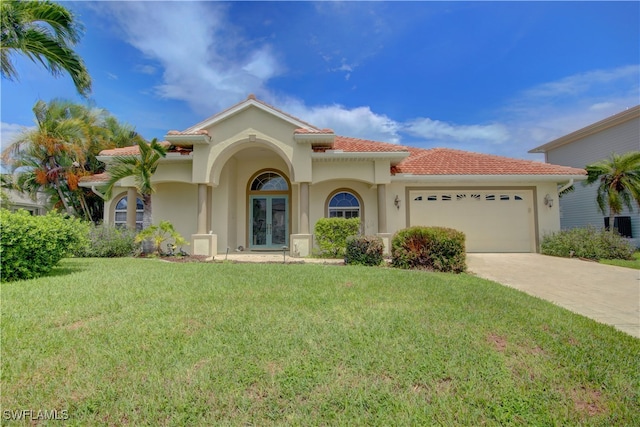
[345, 235, 384, 266]
[75, 224, 138, 258]
[541, 226, 634, 260]
[0, 209, 89, 282]
[136, 220, 188, 255]
[314, 217, 360, 258]
[391, 226, 466, 273]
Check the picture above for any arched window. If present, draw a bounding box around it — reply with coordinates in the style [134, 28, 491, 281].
[114, 195, 144, 231]
[250, 172, 288, 191]
[328, 191, 361, 219]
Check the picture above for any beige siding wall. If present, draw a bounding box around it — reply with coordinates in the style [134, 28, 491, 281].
[546, 116, 640, 237]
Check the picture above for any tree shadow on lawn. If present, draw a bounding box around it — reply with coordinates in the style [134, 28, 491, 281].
[47, 258, 90, 278]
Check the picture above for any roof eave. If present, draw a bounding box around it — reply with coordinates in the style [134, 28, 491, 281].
[312, 151, 410, 164]
[165, 134, 210, 145]
[184, 97, 319, 133]
[294, 133, 336, 145]
[391, 173, 587, 183]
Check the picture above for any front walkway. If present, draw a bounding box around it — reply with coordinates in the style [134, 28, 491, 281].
[467, 253, 640, 338]
[217, 252, 344, 265]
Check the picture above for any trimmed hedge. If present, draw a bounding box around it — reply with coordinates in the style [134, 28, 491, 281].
[1, 209, 88, 282]
[345, 235, 384, 266]
[541, 226, 635, 260]
[391, 226, 466, 273]
[314, 217, 360, 258]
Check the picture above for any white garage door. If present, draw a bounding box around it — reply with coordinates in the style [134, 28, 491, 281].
[409, 190, 534, 252]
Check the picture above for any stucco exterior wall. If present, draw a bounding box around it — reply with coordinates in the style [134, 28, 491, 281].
[312, 161, 376, 184]
[152, 183, 198, 248]
[309, 180, 379, 236]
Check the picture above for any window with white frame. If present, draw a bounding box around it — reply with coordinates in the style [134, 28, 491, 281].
[328, 191, 361, 219]
[114, 196, 144, 230]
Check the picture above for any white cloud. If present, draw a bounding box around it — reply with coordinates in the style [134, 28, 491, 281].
[503, 64, 640, 154]
[283, 100, 402, 144]
[0, 122, 29, 151]
[522, 65, 639, 99]
[589, 102, 615, 111]
[96, 2, 282, 114]
[135, 64, 157, 75]
[405, 118, 510, 145]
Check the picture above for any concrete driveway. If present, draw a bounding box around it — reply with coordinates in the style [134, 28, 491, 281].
[467, 253, 640, 338]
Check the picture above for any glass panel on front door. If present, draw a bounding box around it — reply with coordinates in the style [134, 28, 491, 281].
[250, 196, 288, 249]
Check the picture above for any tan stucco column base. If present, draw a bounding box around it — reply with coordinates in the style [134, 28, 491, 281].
[376, 233, 392, 256]
[290, 234, 312, 258]
[192, 234, 217, 259]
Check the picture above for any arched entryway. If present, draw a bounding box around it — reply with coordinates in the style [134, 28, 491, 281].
[247, 170, 291, 250]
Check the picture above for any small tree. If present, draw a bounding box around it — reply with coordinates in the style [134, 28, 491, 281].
[585, 151, 640, 234]
[136, 220, 188, 256]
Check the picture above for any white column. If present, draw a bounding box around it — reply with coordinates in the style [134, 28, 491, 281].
[300, 182, 310, 234]
[197, 183, 207, 234]
[377, 184, 387, 234]
[126, 187, 137, 230]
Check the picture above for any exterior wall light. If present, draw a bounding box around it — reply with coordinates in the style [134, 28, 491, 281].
[544, 194, 554, 208]
[394, 195, 401, 210]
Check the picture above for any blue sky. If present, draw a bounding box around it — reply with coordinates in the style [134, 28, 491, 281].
[1, 1, 638, 160]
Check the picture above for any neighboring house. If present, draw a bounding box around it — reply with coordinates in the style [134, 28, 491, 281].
[529, 105, 640, 244]
[2, 187, 49, 215]
[80, 95, 586, 257]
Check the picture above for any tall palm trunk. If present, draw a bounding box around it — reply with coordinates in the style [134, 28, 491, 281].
[609, 210, 616, 235]
[141, 194, 154, 253]
[49, 157, 73, 215]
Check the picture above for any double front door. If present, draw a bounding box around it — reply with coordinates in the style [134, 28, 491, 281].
[249, 196, 288, 249]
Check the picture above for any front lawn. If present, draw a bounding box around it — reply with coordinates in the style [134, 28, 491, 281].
[600, 251, 640, 269]
[2, 258, 638, 425]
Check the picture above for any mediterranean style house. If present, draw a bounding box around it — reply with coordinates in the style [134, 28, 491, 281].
[530, 105, 640, 245]
[80, 95, 586, 257]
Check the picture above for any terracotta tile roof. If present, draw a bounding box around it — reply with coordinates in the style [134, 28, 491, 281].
[167, 129, 209, 136]
[294, 128, 334, 134]
[393, 147, 587, 176]
[79, 172, 110, 183]
[98, 141, 172, 157]
[91, 133, 584, 178]
[333, 136, 410, 153]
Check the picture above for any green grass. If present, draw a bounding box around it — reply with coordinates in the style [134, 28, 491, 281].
[2, 258, 639, 426]
[600, 251, 640, 269]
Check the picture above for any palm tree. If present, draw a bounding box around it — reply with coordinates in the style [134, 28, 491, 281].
[102, 138, 167, 232]
[584, 151, 640, 234]
[2, 99, 141, 221]
[2, 99, 87, 214]
[1, 0, 91, 96]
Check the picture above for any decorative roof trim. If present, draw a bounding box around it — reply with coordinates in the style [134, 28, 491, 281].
[165, 133, 211, 145]
[294, 132, 336, 144]
[391, 173, 588, 183]
[183, 94, 320, 133]
[312, 150, 409, 164]
[529, 105, 640, 153]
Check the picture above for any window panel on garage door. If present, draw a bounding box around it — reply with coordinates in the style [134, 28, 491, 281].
[409, 190, 534, 252]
